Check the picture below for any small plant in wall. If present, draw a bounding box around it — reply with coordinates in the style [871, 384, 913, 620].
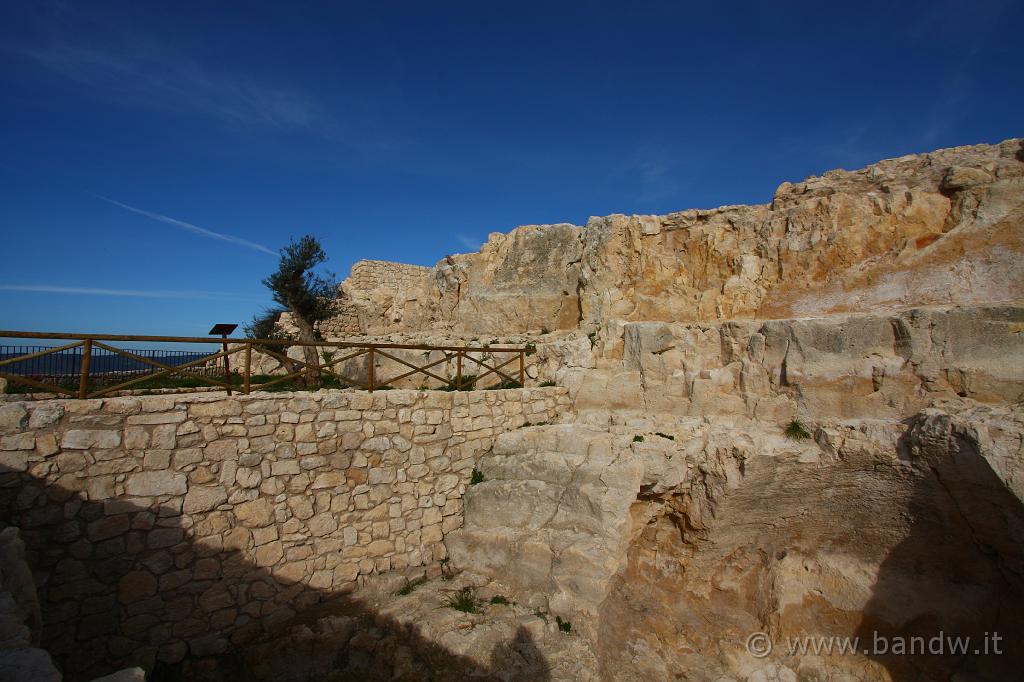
[632, 435, 644, 443]
[470, 468, 485, 485]
[556, 615, 572, 633]
[489, 594, 511, 606]
[655, 432, 675, 441]
[443, 587, 480, 613]
[439, 558, 455, 581]
[784, 419, 812, 440]
[396, 576, 427, 596]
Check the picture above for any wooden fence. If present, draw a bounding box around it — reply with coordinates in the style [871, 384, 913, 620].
[0, 331, 527, 399]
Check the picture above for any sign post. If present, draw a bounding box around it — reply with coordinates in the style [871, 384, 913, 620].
[208, 324, 238, 395]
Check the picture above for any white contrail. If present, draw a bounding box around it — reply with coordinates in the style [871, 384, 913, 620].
[0, 285, 260, 301]
[93, 195, 276, 255]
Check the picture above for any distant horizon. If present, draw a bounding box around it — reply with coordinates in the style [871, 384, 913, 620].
[2, 1, 1021, 336]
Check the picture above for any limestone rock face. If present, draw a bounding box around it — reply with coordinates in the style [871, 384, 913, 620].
[579, 139, 1024, 326]
[319, 138, 1023, 336]
[0, 527, 60, 682]
[447, 405, 1024, 681]
[447, 223, 585, 334]
[577, 303, 1024, 420]
[447, 425, 643, 634]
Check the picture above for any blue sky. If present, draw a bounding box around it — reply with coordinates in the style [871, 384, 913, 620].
[1, 0, 1021, 339]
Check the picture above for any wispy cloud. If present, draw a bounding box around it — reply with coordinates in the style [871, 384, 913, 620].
[11, 39, 329, 133]
[93, 195, 276, 255]
[0, 285, 261, 301]
[454, 234, 481, 252]
[910, 0, 1010, 147]
[615, 147, 687, 204]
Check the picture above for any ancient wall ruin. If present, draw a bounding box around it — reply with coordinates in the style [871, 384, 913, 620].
[317, 300, 363, 336]
[0, 387, 568, 678]
[346, 260, 433, 293]
[317, 260, 435, 337]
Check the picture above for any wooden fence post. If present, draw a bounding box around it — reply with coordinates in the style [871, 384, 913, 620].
[519, 350, 525, 387]
[221, 333, 232, 395]
[456, 351, 462, 390]
[367, 347, 375, 392]
[78, 339, 92, 399]
[244, 343, 252, 394]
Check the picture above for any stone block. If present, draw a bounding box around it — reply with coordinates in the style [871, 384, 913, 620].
[28, 403, 64, 428]
[0, 404, 28, 434]
[188, 401, 242, 418]
[126, 472, 187, 497]
[126, 412, 187, 425]
[118, 571, 157, 604]
[61, 429, 121, 450]
[235, 497, 274, 527]
[183, 486, 228, 514]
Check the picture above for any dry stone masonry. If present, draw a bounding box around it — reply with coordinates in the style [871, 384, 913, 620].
[345, 260, 433, 293]
[0, 387, 567, 677]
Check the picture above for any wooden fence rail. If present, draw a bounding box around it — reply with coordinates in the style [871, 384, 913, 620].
[0, 331, 528, 399]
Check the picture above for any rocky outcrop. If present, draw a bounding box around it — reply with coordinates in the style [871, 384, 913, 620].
[447, 425, 643, 636]
[448, 404, 1024, 681]
[0, 526, 59, 682]
[320, 138, 1023, 337]
[578, 303, 1024, 420]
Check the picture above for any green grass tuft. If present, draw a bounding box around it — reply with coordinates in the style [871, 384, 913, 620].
[470, 468, 484, 485]
[539, 380, 556, 387]
[632, 435, 644, 443]
[654, 432, 675, 441]
[440, 374, 477, 391]
[784, 419, 812, 440]
[443, 587, 480, 613]
[489, 595, 510, 605]
[556, 615, 572, 633]
[396, 577, 426, 596]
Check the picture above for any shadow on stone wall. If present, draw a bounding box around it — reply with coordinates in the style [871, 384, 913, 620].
[855, 413, 1024, 680]
[0, 468, 549, 682]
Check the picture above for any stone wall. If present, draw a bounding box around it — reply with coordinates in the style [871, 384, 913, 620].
[318, 300, 362, 336]
[0, 387, 568, 678]
[316, 260, 435, 337]
[346, 260, 432, 293]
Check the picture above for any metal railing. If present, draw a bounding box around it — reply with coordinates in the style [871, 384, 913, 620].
[0, 345, 218, 380]
[0, 331, 527, 399]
